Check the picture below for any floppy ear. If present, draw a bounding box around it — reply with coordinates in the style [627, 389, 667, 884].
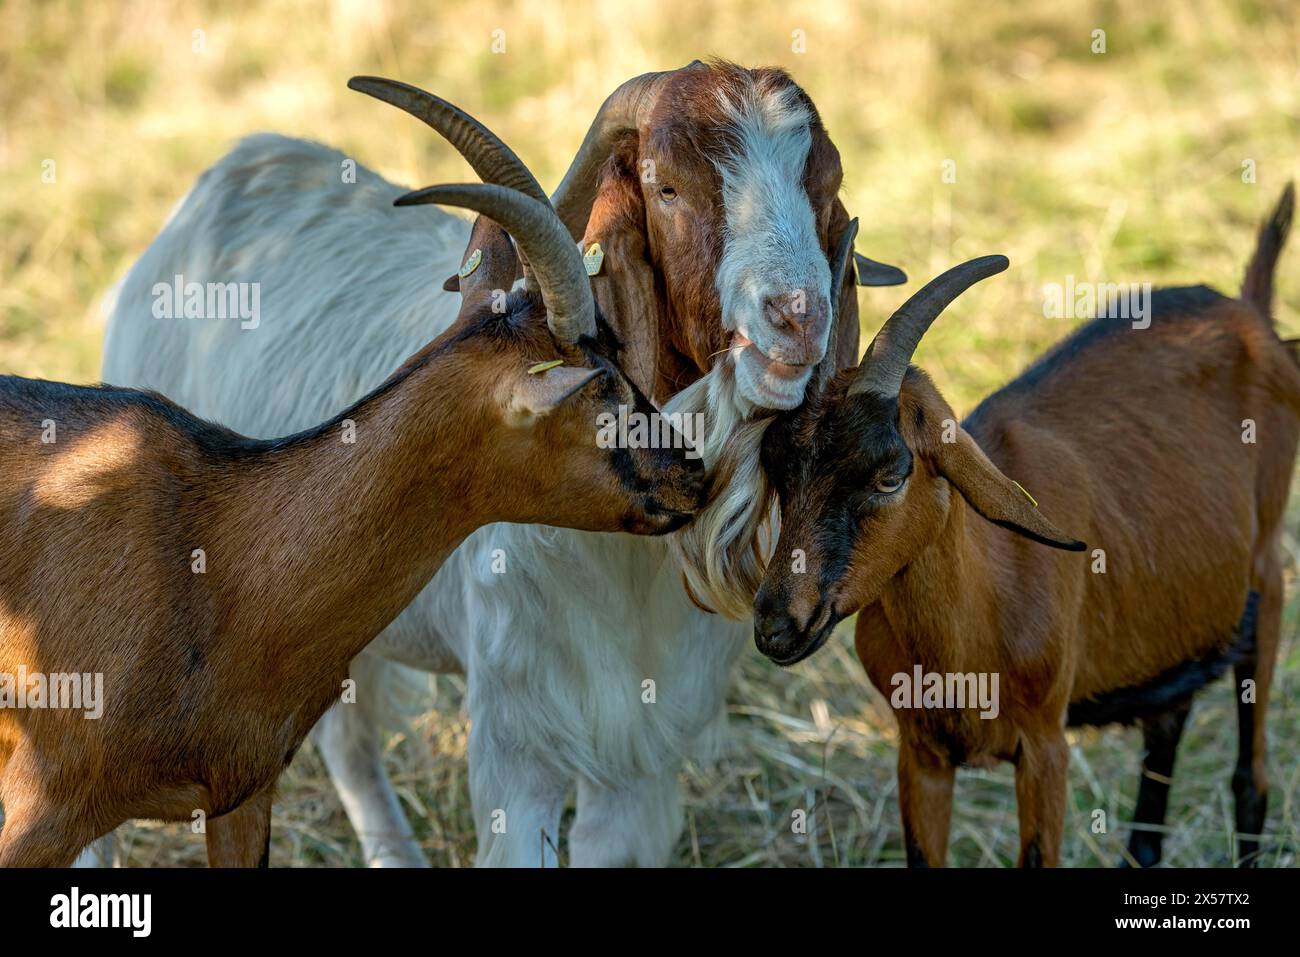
[582, 149, 663, 401]
[936, 427, 1087, 551]
[1283, 336, 1300, 365]
[854, 252, 907, 287]
[507, 365, 606, 422]
[447, 215, 519, 310]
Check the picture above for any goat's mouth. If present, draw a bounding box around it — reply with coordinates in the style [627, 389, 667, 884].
[626, 506, 697, 536]
[758, 604, 843, 667]
[730, 333, 813, 377]
[729, 333, 816, 409]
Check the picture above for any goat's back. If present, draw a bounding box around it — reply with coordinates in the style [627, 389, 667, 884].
[0, 378, 233, 806]
[965, 288, 1300, 699]
[102, 133, 467, 435]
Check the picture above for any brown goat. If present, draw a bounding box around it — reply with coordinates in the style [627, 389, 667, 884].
[0, 106, 705, 867]
[753, 186, 1298, 867]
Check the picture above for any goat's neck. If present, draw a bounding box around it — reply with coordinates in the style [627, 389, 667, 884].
[205, 346, 483, 668]
[878, 494, 1005, 670]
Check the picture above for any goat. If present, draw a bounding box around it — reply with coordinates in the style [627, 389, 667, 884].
[0, 112, 707, 866]
[753, 185, 1298, 867]
[97, 62, 900, 867]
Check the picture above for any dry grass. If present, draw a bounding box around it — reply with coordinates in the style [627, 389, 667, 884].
[1, 0, 1298, 866]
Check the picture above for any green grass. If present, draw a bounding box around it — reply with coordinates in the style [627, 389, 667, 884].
[2, 0, 1298, 866]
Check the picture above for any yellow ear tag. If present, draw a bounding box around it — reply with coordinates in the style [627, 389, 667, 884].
[582, 242, 605, 276]
[528, 359, 565, 375]
[457, 248, 482, 279]
[1011, 480, 1038, 509]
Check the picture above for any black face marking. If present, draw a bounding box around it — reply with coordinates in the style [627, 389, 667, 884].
[579, 302, 706, 511]
[756, 380, 919, 662]
[763, 384, 909, 498]
[609, 445, 652, 494]
[764, 385, 913, 603]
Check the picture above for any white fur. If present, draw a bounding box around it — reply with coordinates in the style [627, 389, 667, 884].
[715, 83, 832, 410]
[666, 366, 778, 620]
[100, 133, 754, 867]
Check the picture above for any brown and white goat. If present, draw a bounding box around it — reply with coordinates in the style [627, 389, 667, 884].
[753, 186, 1298, 867]
[0, 111, 706, 866]
[549, 58, 905, 408]
[546, 60, 906, 621]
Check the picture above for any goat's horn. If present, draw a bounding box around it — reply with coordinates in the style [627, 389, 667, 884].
[829, 217, 860, 319]
[348, 76, 550, 206]
[813, 217, 862, 389]
[395, 184, 595, 343]
[550, 62, 704, 241]
[850, 255, 1009, 398]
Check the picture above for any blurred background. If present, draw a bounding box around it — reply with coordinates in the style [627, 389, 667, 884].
[1, 0, 1296, 865]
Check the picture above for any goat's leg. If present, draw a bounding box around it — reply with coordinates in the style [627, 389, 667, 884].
[896, 740, 955, 867]
[1122, 699, 1191, 867]
[0, 796, 97, 868]
[205, 788, 274, 867]
[312, 686, 427, 867]
[1234, 583, 1277, 866]
[0, 750, 106, 866]
[468, 718, 567, 867]
[569, 767, 683, 867]
[1013, 729, 1069, 867]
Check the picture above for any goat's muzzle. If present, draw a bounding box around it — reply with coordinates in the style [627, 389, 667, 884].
[752, 590, 839, 666]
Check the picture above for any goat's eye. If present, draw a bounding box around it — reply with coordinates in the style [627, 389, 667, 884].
[874, 476, 905, 495]
[659, 185, 677, 203]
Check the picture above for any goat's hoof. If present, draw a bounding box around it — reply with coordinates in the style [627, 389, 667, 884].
[1121, 842, 1162, 868]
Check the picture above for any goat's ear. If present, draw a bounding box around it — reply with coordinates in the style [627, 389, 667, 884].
[583, 152, 662, 401]
[854, 252, 908, 287]
[506, 365, 606, 422]
[452, 216, 519, 314]
[936, 427, 1087, 551]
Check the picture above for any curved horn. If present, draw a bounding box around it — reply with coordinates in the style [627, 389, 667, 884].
[815, 216, 861, 389]
[348, 76, 549, 206]
[550, 62, 704, 241]
[829, 216, 860, 319]
[395, 184, 595, 342]
[850, 255, 1009, 398]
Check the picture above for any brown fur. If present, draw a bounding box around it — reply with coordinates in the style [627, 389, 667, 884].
[756, 188, 1299, 867]
[582, 61, 863, 402]
[0, 220, 705, 867]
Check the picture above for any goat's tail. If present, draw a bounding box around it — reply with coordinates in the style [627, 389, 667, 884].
[1241, 181, 1294, 320]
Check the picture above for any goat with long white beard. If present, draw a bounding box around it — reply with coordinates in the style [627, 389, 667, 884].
[96, 62, 903, 866]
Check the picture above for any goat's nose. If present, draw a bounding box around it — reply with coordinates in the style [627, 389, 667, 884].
[753, 604, 802, 663]
[764, 290, 828, 334]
